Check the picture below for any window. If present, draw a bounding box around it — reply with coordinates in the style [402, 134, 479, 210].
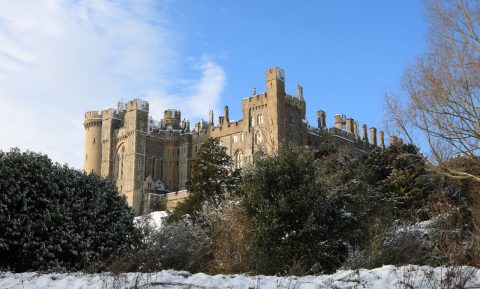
[93, 137, 95, 144]
[152, 157, 156, 179]
[116, 146, 126, 180]
[241, 133, 244, 142]
[257, 114, 264, 125]
[234, 150, 244, 169]
[233, 134, 238, 143]
[255, 131, 262, 144]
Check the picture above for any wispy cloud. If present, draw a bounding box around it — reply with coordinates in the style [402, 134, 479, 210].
[0, 0, 226, 169]
[147, 56, 226, 123]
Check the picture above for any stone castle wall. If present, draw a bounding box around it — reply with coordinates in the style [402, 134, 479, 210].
[83, 67, 388, 215]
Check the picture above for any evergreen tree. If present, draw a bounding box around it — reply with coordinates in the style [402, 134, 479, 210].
[243, 146, 355, 274]
[0, 148, 135, 272]
[172, 138, 240, 220]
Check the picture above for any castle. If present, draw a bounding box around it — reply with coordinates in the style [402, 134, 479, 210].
[83, 67, 391, 215]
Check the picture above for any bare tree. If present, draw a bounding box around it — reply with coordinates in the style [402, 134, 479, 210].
[385, 0, 480, 182]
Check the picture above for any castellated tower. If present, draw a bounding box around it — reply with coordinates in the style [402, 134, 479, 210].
[266, 67, 286, 148]
[84, 111, 103, 175]
[84, 67, 387, 216]
[164, 109, 181, 129]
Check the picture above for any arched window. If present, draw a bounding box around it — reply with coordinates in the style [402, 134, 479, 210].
[255, 131, 262, 144]
[234, 150, 244, 169]
[115, 145, 126, 180]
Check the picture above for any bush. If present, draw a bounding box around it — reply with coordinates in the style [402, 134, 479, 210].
[0, 148, 135, 272]
[107, 216, 204, 272]
[243, 146, 355, 275]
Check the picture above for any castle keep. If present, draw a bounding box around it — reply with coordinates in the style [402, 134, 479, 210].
[84, 67, 389, 214]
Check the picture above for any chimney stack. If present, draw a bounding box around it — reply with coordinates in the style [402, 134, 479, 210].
[317, 110, 326, 129]
[346, 118, 354, 134]
[354, 121, 359, 140]
[224, 106, 229, 123]
[334, 114, 342, 129]
[209, 110, 214, 125]
[369, 127, 377, 147]
[379, 131, 385, 150]
[362, 124, 369, 144]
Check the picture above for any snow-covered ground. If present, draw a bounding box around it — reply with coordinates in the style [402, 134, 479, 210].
[1, 265, 479, 289]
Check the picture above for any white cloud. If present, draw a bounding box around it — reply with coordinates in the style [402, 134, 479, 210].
[147, 56, 226, 123]
[0, 0, 226, 169]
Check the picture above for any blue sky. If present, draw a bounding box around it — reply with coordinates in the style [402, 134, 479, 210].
[0, 1, 427, 168]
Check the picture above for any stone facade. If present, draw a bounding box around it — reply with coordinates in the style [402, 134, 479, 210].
[83, 67, 386, 215]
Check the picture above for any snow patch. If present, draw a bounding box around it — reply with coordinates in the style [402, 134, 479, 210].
[134, 211, 168, 231]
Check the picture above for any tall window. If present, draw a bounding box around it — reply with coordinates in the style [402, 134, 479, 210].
[152, 157, 156, 179]
[233, 134, 238, 143]
[116, 146, 126, 180]
[234, 150, 244, 169]
[257, 114, 264, 125]
[255, 131, 262, 144]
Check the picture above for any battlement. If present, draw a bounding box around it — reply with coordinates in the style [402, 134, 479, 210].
[84, 110, 103, 128]
[102, 108, 124, 120]
[285, 94, 305, 108]
[266, 66, 285, 82]
[126, 99, 149, 112]
[243, 92, 267, 102]
[164, 109, 181, 120]
[84, 110, 102, 120]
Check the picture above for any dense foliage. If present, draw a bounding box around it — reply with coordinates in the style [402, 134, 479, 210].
[243, 147, 355, 274]
[171, 138, 240, 220]
[0, 149, 136, 272]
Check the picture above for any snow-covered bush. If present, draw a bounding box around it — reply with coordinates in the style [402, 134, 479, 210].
[108, 215, 205, 272]
[0, 149, 136, 272]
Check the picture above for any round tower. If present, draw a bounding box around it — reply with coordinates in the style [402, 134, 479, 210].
[164, 109, 181, 129]
[84, 111, 103, 175]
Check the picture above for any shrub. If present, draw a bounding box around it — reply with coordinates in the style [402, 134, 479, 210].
[0, 148, 135, 271]
[243, 146, 355, 275]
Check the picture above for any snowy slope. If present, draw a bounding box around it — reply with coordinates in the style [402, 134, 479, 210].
[1, 265, 479, 289]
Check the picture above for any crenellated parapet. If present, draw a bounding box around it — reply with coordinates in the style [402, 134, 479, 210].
[84, 111, 103, 128]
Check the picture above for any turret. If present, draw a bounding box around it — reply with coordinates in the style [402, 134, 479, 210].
[84, 111, 103, 175]
[164, 109, 181, 129]
[297, 85, 304, 100]
[265, 67, 286, 148]
[369, 127, 377, 147]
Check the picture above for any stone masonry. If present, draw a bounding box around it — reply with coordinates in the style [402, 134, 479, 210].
[83, 67, 389, 215]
